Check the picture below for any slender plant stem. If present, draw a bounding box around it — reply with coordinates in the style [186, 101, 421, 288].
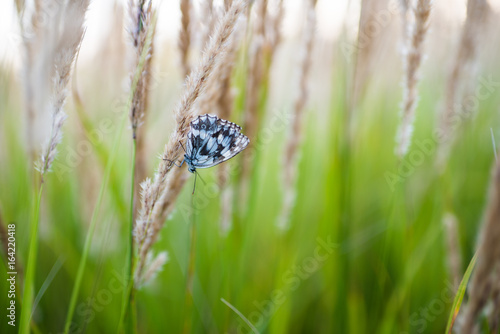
[128, 139, 138, 333]
[128, 282, 138, 334]
[118, 138, 138, 334]
[118, 257, 138, 333]
[128, 141, 137, 285]
[118, 200, 153, 334]
[19, 182, 43, 334]
[183, 195, 197, 334]
[116, 12, 158, 333]
[64, 110, 128, 334]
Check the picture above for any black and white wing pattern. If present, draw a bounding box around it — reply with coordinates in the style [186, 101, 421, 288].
[183, 114, 249, 173]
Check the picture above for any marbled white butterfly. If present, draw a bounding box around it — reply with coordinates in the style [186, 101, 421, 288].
[178, 114, 249, 175]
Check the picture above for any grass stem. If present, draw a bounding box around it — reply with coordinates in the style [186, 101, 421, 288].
[19, 182, 43, 334]
[182, 194, 197, 334]
[118, 138, 138, 334]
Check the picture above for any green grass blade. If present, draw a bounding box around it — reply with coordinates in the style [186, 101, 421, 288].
[19, 183, 43, 334]
[117, 138, 137, 334]
[221, 298, 259, 334]
[445, 252, 478, 334]
[32, 255, 66, 319]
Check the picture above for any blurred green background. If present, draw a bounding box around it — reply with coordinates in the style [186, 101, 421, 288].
[2, 0, 500, 333]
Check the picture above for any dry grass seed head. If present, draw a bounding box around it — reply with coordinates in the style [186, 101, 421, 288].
[128, 0, 156, 139]
[138, 251, 169, 286]
[134, 0, 249, 283]
[395, 0, 432, 157]
[36, 0, 90, 176]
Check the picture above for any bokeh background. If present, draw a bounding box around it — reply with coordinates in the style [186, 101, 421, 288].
[1, 0, 500, 333]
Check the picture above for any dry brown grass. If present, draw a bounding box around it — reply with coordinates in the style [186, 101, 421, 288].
[200, 0, 216, 49]
[198, 7, 245, 117]
[240, 0, 268, 192]
[488, 265, 500, 332]
[243, 0, 268, 144]
[395, 0, 432, 158]
[134, 0, 249, 284]
[207, 7, 247, 234]
[240, 0, 285, 207]
[216, 18, 244, 232]
[437, 0, 490, 167]
[268, 0, 284, 53]
[351, 0, 384, 110]
[128, 0, 156, 140]
[127, 0, 157, 219]
[160, 4, 244, 240]
[179, 0, 192, 78]
[399, 0, 411, 40]
[461, 159, 500, 332]
[277, 0, 317, 230]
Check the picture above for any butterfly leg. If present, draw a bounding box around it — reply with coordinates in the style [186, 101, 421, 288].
[163, 157, 184, 168]
[179, 141, 187, 153]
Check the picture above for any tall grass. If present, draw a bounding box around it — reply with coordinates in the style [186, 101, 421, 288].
[1, 0, 500, 333]
[278, 0, 317, 230]
[437, 0, 490, 167]
[133, 0, 249, 285]
[120, 0, 157, 331]
[461, 159, 500, 332]
[395, 0, 432, 157]
[17, 1, 89, 333]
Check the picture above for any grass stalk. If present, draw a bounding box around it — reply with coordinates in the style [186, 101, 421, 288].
[445, 252, 478, 334]
[462, 157, 500, 331]
[182, 195, 197, 334]
[19, 182, 43, 334]
[20, 2, 89, 331]
[121, 138, 137, 334]
[437, 0, 490, 167]
[179, 0, 192, 78]
[278, 0, 317, 230]
[116, 8, 159, 332]
[118, 256, 138, 334]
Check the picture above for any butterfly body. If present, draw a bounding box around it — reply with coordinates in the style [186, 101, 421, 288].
[181, 114, 249, 174]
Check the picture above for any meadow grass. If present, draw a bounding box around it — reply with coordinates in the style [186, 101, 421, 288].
[1, 0, 500, 333]
[1, 61, 500, 333]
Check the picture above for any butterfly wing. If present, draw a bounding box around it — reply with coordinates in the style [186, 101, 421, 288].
[187, 114, 249, 169]
[186, 114, 218, 157]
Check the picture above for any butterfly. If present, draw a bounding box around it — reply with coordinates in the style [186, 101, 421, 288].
[173, 114, 249, 191]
